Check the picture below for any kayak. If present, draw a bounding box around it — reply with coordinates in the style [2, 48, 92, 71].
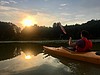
[43, 46, 100, 64]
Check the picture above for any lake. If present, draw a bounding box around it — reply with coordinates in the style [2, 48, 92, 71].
[0, 42, 100, 75]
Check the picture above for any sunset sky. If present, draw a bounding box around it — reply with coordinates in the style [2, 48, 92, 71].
[0, 0, 100, 27]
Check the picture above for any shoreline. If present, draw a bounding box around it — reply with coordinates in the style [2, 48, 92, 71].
[0, 40, 100, 44]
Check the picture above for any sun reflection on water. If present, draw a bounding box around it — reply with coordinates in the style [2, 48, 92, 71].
[0, 51, 72, 75]
[25, 55, 32, 59]
[20, 51, 33, 60]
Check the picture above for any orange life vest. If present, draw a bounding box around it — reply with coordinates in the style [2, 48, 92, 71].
[76, 38, 92, 52]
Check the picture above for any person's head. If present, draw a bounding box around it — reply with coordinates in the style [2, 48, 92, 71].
[81, 30, 89, 38]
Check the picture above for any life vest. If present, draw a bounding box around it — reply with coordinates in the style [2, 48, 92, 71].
[76, 38, 92, 52]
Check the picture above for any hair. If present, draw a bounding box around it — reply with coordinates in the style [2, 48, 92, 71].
[81, 30, 89, 38]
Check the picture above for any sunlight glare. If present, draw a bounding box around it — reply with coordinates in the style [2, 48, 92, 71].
[21, 16, 37, 27]
[25, 55, 32, 59]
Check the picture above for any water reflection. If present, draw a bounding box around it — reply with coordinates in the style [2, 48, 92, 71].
[58, 57, 100, 75]
[0, 52, 72, 75]
[0, 44, 17, 61]
[0, 43, 72, 75]
[0, 43, 100, 75]
[0, 43, 43, 61]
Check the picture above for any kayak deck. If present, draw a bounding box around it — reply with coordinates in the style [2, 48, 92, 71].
[43, 46, 100, 65]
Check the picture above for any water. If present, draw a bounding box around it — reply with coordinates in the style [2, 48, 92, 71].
[0, 43, 100, 75]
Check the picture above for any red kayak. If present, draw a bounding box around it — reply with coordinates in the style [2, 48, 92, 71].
[43, 46, 100, 65]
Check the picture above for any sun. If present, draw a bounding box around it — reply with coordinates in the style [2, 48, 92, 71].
[23, 19, 33, 26]
[21, 16, 37, 27]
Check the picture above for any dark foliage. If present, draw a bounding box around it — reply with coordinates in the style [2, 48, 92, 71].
[0, 19, 100, 41]
[0, 21, 21, 41]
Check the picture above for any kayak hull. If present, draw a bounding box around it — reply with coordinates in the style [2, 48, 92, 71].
[43, 46, 100, 64]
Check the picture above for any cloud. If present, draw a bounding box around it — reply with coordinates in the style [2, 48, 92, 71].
[0, 5, 85, 27]
[0, 0, 17, 5]
[61, 13, 71, 16]
[0, 1, 9, 5]
[0, 5, 56, 27]
[60, 4, 67, 7]
[9, 0, 17, 4]
[75, 15, 84, 18]
[0, 5, 30, 27]
[0, 5, 19, 11]
[1, 0, 100, 27]
[32, 12, 56, 26]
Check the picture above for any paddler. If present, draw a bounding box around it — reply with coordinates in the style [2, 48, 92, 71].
[68, 30, 92, 52]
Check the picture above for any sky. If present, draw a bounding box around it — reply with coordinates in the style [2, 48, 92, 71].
[0, 0, 100, 28]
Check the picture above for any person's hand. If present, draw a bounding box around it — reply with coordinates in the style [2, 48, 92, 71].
[69, 37, 72, 41]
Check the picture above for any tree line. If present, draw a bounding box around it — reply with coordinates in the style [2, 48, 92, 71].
[0, 19, 100, 41]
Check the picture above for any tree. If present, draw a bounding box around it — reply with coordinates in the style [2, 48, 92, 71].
[0, 21, 21, 40]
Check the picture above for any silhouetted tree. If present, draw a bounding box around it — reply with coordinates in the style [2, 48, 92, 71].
[0, 19, 100, 41]
[0, 21, 21, 40]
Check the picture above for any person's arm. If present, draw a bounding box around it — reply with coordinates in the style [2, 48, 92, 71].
[68, 37, 76, 47]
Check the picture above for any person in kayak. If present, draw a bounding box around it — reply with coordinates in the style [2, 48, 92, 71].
[68, 30, 92, 52]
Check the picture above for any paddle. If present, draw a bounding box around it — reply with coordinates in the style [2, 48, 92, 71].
[58, 22, 67, 34]
[58, 22, 72, 38]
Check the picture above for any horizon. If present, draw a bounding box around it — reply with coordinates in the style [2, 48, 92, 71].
[0, 0, 100, 28]
[0, 19, 98, 28]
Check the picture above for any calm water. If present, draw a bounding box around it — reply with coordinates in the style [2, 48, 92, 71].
[0, 43, 100, 75]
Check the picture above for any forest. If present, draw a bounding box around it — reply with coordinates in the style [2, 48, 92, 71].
[0, 19, 100, 41]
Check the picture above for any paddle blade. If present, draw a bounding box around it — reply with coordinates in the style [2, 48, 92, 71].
[59, 23, 67, 34]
